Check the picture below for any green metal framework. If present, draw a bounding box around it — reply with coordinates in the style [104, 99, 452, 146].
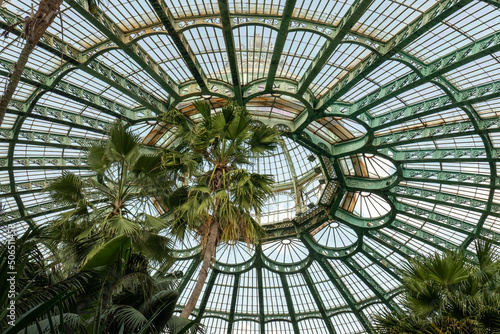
[1, 0, 500, 332]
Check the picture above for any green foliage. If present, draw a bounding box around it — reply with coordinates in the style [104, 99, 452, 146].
[3, 121, 186, 333]
[160, 100, 280, 248]
[158, 100, 280, 319]
[80, 235, 131, 271]
[44, 121, 174, 267]
[373, 240, 500, 334]
[0, 227, 181, 334]
[0, 227, 96, 333]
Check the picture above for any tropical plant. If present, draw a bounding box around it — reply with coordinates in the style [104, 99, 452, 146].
[81, 237, 180, 334]
[158, 100, 281, 319]
[373, 240, 500, 334]
[0, 228, 180, 333]
[0, 226, 96, 333]
[44, 121, 174, 269]
[8, 121, 184, 333]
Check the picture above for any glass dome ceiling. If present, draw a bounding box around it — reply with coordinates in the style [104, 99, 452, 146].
[1, 0, 500, 332]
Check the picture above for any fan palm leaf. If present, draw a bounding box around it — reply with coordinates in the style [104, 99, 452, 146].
[375, 240, 500, 333]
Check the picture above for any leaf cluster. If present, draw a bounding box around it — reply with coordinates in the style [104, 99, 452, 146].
[373, 241, 500, 334]
[44, 121, 175, 268]
[3, 122, 192, 333]
[159, 100, 281, 251]
[0, 227, 185, 334]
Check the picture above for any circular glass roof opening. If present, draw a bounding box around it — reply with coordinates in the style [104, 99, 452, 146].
[312, 221, 358, 249]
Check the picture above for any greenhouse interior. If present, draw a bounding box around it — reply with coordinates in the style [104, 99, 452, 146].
[1, 0, 500, 333]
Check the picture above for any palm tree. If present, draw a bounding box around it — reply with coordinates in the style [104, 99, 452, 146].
[35, 122, 183, 333]
[0, 228, 180, 334]
[159, 100, 281, 319]
[44, 121, 174, 268]
[373, 240, 500, 333]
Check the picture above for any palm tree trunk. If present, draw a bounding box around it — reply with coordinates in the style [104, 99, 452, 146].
[0, 0, 63, 126]
[179, 221, 219, 318]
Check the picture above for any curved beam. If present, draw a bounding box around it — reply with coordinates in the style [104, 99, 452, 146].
[344, 174, 399, 191]
[335, 209, 392, 229]
[296, 0, 373, 95]
[402, 168, 495, 189]
[316, 0, 474, 112]
[127, 19, 384, 57]
[148, 0, 209, 92]
[381, 147, 499, 163]
[8, 102, 110, 132]
[368, 80, 500, 129]
[390, 185, 500, 218]
[0, 58, 142, 121]
[0, 7, 171, 113]
[265, 0, 297, 91]
[339, 30, 500, 118]
[124, 13, 386, 53]
[373, 118, 500, 148]
[64, 0, 181, 101]
[369, 51, 498, 251]
[243, 78, 316, 109]
[388, 221, 472, 255]
[393, 201, 500, 246]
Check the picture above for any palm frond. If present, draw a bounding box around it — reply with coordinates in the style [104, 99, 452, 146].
[107, 121, 141, 162]
[474, 239, 498, 286]
[80, 235, 131, 271]
[44, 172, 86, 205]
[248, 125, 281, 155]
[132, 232, 173, 265]
[24, 312, 85, 334]
[193, 100, 211, 122]
[107, 216, 140, 235]
[104, 304, 148, 332]
[144, 214, 170, 231]
[87, 142, 111, 175]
